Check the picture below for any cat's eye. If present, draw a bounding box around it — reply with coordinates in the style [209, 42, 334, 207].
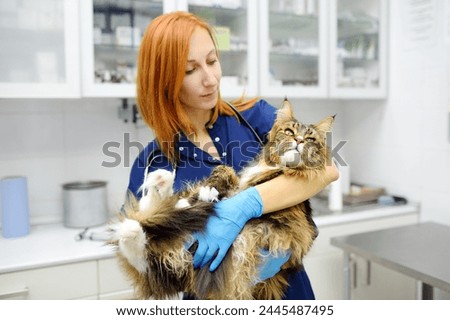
[284, 129, 294, 136]
[306, 137, 316, 142]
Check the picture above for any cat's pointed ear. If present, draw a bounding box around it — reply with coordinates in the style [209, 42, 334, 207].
[315, 114, 336, 132]
[276, 97, 294, 120]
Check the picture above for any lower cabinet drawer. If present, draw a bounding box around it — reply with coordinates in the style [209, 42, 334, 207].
[98, 258, 134, 298]
[0, 261, 97, 300]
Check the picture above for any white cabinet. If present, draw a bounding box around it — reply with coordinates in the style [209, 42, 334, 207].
[259, 0, 387, 99]
[80, 0, 171, 97]
[303, 210, 419, 300]
[179, 0, 259, 98]
[329, 0, 388, 98]
[0, 258, 133, 300]
[0, 0, 80, 98]
[79, 0, 388, 99]
[0, 261, 98, 300]
[259, 0, 328, 98]
[7, 0, 384, 100]
[80, 0, 258, 98]
[0, 0, 387, 99]
[98, 258, 134, 300]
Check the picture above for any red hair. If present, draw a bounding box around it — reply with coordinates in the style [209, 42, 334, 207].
[137, 11, 256, 163]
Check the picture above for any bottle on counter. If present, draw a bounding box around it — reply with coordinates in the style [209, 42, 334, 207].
[328, 161, 343, 212]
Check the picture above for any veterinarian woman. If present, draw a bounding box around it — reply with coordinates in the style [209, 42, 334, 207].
[127, 11, 339, 299]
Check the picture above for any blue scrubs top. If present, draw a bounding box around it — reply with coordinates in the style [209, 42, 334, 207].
[127, 99, 315, 300]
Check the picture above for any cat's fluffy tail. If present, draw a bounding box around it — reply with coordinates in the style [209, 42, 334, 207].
[110, 195, 215, 272]
[137, 198, 215, 242]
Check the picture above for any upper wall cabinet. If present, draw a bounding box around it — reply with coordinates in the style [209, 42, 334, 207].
[1, 0, 386, 99]
[259, 0, 328, 98]
[329, 0, 387, 98]
[0, 0, 80, 98]
[178, 0, 258, 98]
[80, 0, 174, 97]
[259, 0, 387, 99]
[80, 0, 388, 99]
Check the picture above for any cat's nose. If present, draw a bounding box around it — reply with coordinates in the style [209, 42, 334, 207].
[295, 137, 304, 145]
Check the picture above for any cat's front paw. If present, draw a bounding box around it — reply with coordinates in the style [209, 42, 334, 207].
[145, 169, 175, 198]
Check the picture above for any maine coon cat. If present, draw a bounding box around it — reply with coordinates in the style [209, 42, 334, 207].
[109, 99, 335, 299]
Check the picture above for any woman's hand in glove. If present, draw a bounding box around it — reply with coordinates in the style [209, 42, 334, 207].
[192, 187, 263, 272]
[255, 249, 291, 283]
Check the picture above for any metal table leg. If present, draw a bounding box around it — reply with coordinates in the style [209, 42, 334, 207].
[342, 251, 351, 299]
[422, 282, 434, 300]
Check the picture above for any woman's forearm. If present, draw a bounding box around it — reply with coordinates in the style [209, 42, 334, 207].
[255, 162, 340, 214]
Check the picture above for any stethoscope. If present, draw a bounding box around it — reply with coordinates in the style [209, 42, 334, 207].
[142, 101, 264, 191]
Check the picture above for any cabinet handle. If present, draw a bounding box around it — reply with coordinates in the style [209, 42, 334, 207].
[366, 260, 371, 286]
[352, 261, 357, 289]
[0, 287, 29, 299]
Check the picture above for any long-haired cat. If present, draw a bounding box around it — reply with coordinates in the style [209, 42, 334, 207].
[109, 99, 335, 299]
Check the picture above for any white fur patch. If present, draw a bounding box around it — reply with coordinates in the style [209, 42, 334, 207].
[198, 186, 219, 202]
[114, 219, 147, 274]
[280, 150, 301, 167]
[239, 164, 280, 188]
[175, 198, 191, 209]
[139, 194, 154, 212]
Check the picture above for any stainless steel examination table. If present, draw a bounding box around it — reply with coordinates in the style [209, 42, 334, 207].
[331, 222, 450, 299]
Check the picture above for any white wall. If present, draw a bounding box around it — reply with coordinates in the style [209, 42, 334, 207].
[0, 98, 153, 226]
[343, 0, 450, 225]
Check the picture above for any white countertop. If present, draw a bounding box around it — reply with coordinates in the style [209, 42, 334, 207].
[313, 203, 419, 227]
[0, 224, 115, 274]
[0, 203, 419, 274]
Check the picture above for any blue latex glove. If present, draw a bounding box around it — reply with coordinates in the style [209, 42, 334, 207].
[256, 249, 291, 283]
[192, 187, 263, 272]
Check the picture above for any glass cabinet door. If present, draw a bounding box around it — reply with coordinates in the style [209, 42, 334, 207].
[81, 0, 166, 97]
[329, 0, 387, 98]
[259, 0, 327, 98]
[0, 0, 80, 98]
[181, 0, 258, 98]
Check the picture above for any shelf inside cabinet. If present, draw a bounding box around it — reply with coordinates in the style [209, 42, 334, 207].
[340, 57, 378, 65]
[219, 49, 247, 55]
[337, 17, 379, 39]
[270, 52, 318, 64]
[188, 4, 248, 49]
[94, 43, 138, 60]
[93, 1, 164, 21]
[269, 12, 319, 39]
[188, 4, 247, 25]
[218, 50, 248, 80]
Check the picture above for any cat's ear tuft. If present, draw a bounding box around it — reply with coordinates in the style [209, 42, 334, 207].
[277, 98, 294, 120]
[315, 115, 335, 132]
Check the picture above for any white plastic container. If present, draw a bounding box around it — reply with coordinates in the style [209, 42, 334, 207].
[328, 163, 343, 212]
[0, 176, 30, 238]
